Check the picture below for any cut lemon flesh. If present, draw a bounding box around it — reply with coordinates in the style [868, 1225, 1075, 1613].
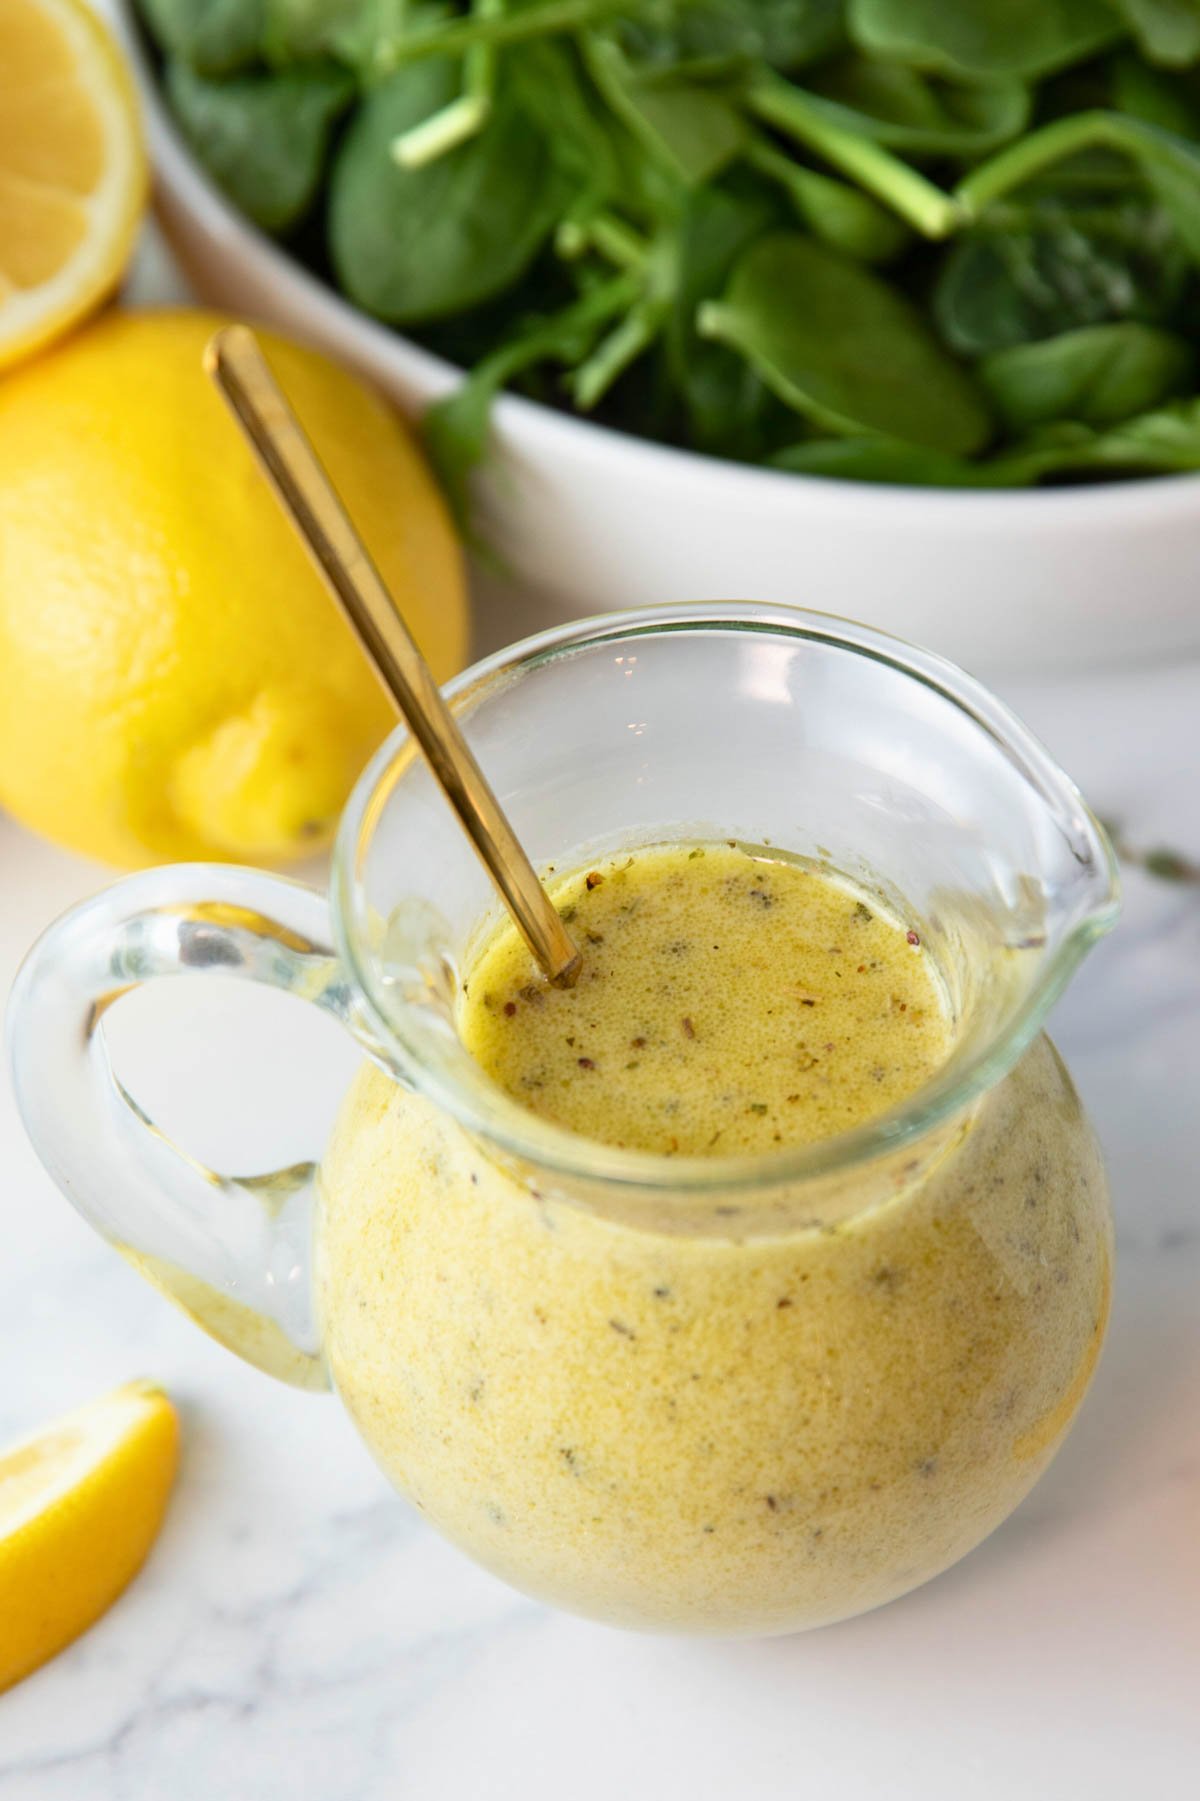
[0, 0, 146, 367]
[0, 1380, 179, 1691]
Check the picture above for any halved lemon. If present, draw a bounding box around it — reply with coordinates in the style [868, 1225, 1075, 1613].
[0, 1380, 179, 1691]
[0, 0, 146, 369]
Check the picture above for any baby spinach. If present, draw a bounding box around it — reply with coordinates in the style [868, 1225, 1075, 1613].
[745, 140, 910, 260]
[614, 0, 846, 76]
[934, 199, 1189, 353]
[1085, 392, 1200, 465]
[260, 0, 387, 66]
[699, 231, 993, 452]
[848, 0, 1122, 82]
[665, 179, 787, 452]
[424, 272, 641, 527]
[802, 57, 1030, 156]
[581, 32, 747, 183]
[328, 60, 568, 323]
[142, 0, 1200, 495]
[1114, 0, 1200, 67]
[507, 38, 630, 202]
[771, 437, 1033, 484]
[165, 59, 353, 231]
[137, 0, 264, 74]
[979, 321, 1194, 427]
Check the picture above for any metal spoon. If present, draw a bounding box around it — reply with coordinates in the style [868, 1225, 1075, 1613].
[204, 324, 581, 987]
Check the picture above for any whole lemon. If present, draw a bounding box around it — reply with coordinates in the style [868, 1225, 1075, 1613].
[0, 309, 468, 866]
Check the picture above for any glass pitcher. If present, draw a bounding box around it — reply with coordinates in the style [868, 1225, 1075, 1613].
[7, 605, 1119, 1636]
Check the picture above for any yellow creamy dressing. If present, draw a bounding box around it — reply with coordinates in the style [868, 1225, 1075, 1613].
[461, 843, 949, 1156]
[317, 843, 1112, 1633]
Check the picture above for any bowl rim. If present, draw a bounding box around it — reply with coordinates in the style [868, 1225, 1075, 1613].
[121, 0, 1200, 526]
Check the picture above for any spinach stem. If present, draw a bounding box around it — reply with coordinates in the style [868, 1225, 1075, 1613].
[744, 137, 908, 259]
[556, 211, 650, 272]
[392, 0, 500, 167]
[393, 93, 490, 166]
[570, 302, 665, 410]
[470, 272, 643, 393]
[956, 112, 1132, 216]
[747, 72, 962, 239]
[374, 0, 625, 70]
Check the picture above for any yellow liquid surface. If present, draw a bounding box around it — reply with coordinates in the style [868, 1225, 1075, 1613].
[318, 845, 1112, 1633]
[462, 844, 948, 1156]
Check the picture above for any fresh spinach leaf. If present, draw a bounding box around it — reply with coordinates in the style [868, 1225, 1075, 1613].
[747, 71, 961, 235]
[989, 398, 1200, 476]
[802, 56, 1030, 156]
[699, 231, 992, 452]
[1113, 0, 1200, 67]
[664, 178, 785, 451]
[1111, 50, 1199, 129]
[979, 321, 1193, 426]
[508, 37, 628, 200]
[165, 59, 354, 232]
[614, 0, 845, 77]
[848, 0, 1123, 81]
[581, 31, 747, 183]
[1084, 392, 1200, 463]
[1113, 58, 1200, 254]
[137, 0, 265, 74]
[746, 140, 910, 260]
[150, 0, 1200, 499]
[261, 0, 400, 68]
[328, 58, 569, 323]
[934, 198, 1189, 353]
[956, 108, 1200, 264]
[770, 437, 1031, 483]
[424, 272, 640, 527]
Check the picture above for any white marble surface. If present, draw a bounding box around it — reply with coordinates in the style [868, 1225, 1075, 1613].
[2, 92, 1199, 1792]
[2, 643, 1198, 1801]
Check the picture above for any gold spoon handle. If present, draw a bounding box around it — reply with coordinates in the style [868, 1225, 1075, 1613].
[204, 325, 580, 988]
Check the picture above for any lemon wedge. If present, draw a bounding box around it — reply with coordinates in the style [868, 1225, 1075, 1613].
[0, 0, 146, 369]
[0, 1381, 179, 1692]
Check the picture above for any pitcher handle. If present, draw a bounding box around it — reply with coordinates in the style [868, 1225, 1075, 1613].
[6, 865, 380, 1391]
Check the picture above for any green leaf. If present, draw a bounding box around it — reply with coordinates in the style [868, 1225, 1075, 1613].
[803, 56, 1031, 155]
[848, 0, 1123, 80]
[770, 437, 1034, 483]
[699, 231, 993, 453]
[1113, 59, 1200, 254]
[328, 59, 569, 324]
[137, 0, 265, 74]
[1112, 48, 1200, 129]
[979, 322, 1194, 427]
[582, 31, 747, 183]
[993, 397, 1200, 475]
[508, 38, 628, 199]
[747, 71, 962, 235]
[664, 179, 785, 451]
[1113, 0, 1200, 67]
[747, 140, 911, 261]
[1085, 393, 1200, 463]
[777, 398, 1200, 481]
[164, 59, 354, 232]
[614, 0, 846, 76]
[956, 108, 1200, 264]
[423, 273, 640, 526]
[934, 199, 1189, 353]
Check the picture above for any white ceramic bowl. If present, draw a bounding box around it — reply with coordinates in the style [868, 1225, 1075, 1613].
[120, 6, 1200, 673]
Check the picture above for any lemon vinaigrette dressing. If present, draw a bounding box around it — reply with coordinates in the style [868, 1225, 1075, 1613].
[318, 841, 1112, 1633]
[460, 842, 950, 1157]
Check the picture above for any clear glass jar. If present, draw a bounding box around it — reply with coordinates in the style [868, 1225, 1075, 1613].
[8, 605, 1119, 1634]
